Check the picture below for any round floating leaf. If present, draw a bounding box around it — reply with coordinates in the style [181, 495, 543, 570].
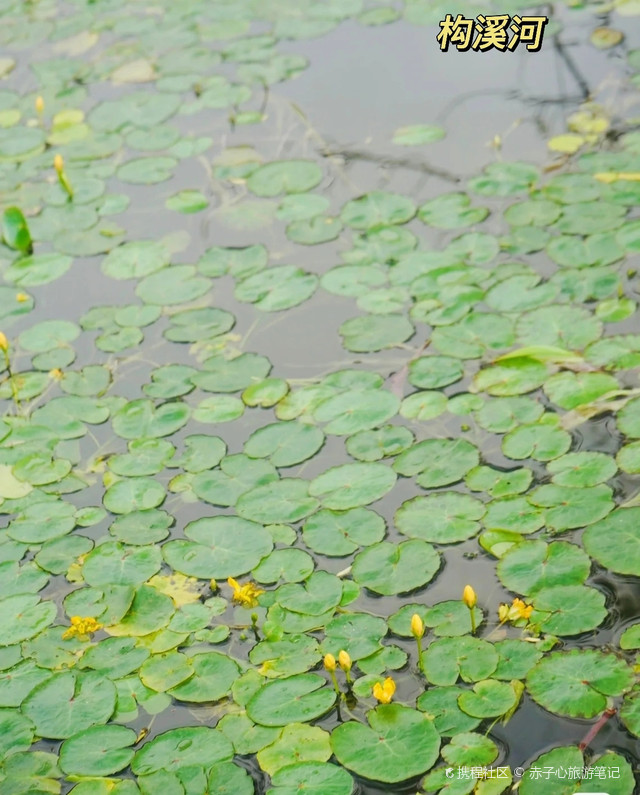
[267, 762, 354, 795]
[250, 636, 321, 679]
[352, 539, 440, 595]
[275, 572, 343, 617]
[165, 190, 208, 213]
[424, 637, 499, 686]
[139, 651, 193, 692]
[441, 732, 498, 767]
[543, 371, 619, 409]
[110, 509, 173, 545]
[502, 421, 571, 461]
[253, 548, 314, 584]
[247, 160, 322, 196]
[258, 723, 331, 776]
[277, 194, 329, 221]
[346, 425, 414, 462]
[247, 674, 336, 727]
[530, 585, 607, 635]
[424, 601, 481, 637]
[165, 307, 235, 343]
[475, 396, 543, 433]
[103, 477, 165, 514]
[529, 483, 613, 531]
[395, 492, 485, 543]
[313, 389, 400, 435]
[393, 438, 479, 487]
[322, 612, 387, 660]
[236, 479, 319, 524]
[408, 356, 463, 389]
[5, 253, 71, 287]
[471, 357, 550, 397]
[516, 305, 602, 350]
[497, 541, 591, 595]
[0, 594, 56, 646]
[339, 314, 414, 352]
[59, 725, 136, 776]
[22, 670, 116, 739]
[583, 507, 640, 575]
[112, 400, 190, 439]
[82, 542, 162, 587]
[164, 516, 273, 579]
[617, 395, 640, 437]
[309, 462, 396, 509]
[331, 705, 440, 783]
[286, 215, 342, 245]
[417, 687, 481, 736]
[244, 422, 324, 467]
[136, 265, 210, 305]
[78, 637, 149, 679]
[547, 451, 616, 486]
[235, 266, 318, 311]
[418, 193, 489, 229]
[341, 191, 416, 230]
[457, 680, 517, 719]
[525, 649, 633, 718]
[132, 727, 233, 775]
[105, 585, 174, 637]
[302, 508, 386, 557]
[101, 241, 170, 280]
[193, 353, 272, 393]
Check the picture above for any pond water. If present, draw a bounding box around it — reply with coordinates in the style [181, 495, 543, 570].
[0, 0, 640, 793]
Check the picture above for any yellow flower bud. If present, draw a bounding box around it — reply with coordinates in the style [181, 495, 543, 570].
[48, 368, 64, 380]
[410, 613, 425, 639]
[0, 332, 8, 353]
[15, 293, 29, 303]
[373, 677, 396, 704]
[462, 585, 477, 609]
[338, 650, 351, 672]
[323, 653, 337, 672]
[54, 154, 64, 173]
[35, 96, 44, 114]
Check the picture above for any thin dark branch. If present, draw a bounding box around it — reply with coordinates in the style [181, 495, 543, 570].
[318, 147, 462, 183]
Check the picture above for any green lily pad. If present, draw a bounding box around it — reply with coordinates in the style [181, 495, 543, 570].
[393, 438, 479, 487]
[0, 594, 56, 646]
[441, 732, 498, 767]
[309, 462, 396, 509]
[530, 585, 607, 635]
[424, 637, 499, 686]
[22, 670, 116, 739]
[136, 265, 210, 305]
[244, 422, 324, 467]
[497, 541, 591, 595]
[59, 725, 136, 776]
[352, 539, 440, 595]
[526, 649, 633, 718]
[236, 479, 320, 524]
[112, 400, 189, 439]
[457, 680, 518, 718]
[132, 727, 233, 775]
[246, 674, 336, 727]
[169, 652, 239, 702]
[302, 508, 386, 557]
[395, 492, 485, 543]
[258, 723, 331, 776]
[247, 160, 322, 196]
[331, 705, 440, 783]
[341, 191, 416, 229]
[82, 542, 162, 587]
[547, 451, 617, 486]
[417, 686, 481, 736]
[235, 266, 318, 311]
[583, 507, 640, 575]
[339, 314, 415, 352]
[267, 762, 354, 795]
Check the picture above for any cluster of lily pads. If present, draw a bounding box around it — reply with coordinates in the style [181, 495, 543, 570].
[1, 0, 640, 793]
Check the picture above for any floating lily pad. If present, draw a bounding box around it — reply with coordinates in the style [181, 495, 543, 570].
[247, 674, 336, 727]
[395, 492, 485, 543]
[583, 507, 640, 575]
[132, 727, 233, 775]
[59, 725, 136, 777]
[309, 462, 396, 509]
[526, 649, 633, 718]
[352, 539, 440, 595]
[331, 705, 440, 783]
[247, 160, 322, 196]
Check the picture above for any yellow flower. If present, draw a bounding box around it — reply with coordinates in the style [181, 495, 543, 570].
[0, 332, 8, 353]
[49, 368, 64, 380]
[15, 293, 29, 303]
[373, 677, 396, 704]
[338, 650, 351, 672]
[499, 598, 533, 624]
[462, 585, 477, 609]
[35, 96, 44, 114]
[62, 615, 103, 641]
[324, 653, 337, 672]
[227, 576, 264, 608]
[410, 613, 425, 639]
[54, 154, 64, 173]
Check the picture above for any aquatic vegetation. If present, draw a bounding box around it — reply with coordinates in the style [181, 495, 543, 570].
[0, 0, 638, 791]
